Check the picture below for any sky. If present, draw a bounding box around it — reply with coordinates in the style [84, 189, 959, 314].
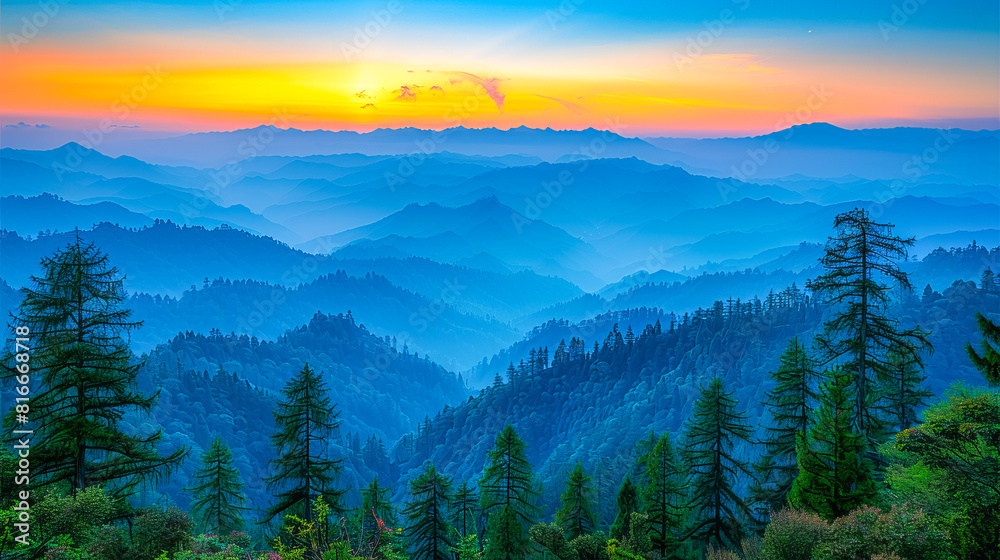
[0, 0, 997, 140]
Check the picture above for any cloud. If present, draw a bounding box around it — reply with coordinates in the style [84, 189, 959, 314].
[356, 90, 375, 100]
[395, 84, 421, 100]
[360, 103, 376, 109]
[429, 85, 444, 93]
[446, 71, 506, 112]
[534, 94, 586, 115]
[4, 121, 52, 129]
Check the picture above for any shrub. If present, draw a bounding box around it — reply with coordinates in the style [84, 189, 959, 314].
[813, 504, 953, 560]
[761, 508, 829, 560]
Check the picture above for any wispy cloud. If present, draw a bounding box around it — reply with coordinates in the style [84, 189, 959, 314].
[534, 94, 586, 115]
[446, 71, 506, 112]
[697, 54, 781, 74]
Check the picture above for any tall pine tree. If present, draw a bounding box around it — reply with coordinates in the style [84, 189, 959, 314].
[643, 433, 685, 558]
[609, 476, 639, 543]
[450, 480, 480, 539]
[188, 437, 248, 534]
[362, 477, 398, 536]
[752, 338, 821, 510]
[682, 377, 756, 550]
[808, 208, 931, 444]
[788, 368, 876, 519]
[404, 463, 454, 560]
[3, 236, 185, 496]
[555, 462, 596, 540]
[479, 425, 538, 560]
[881, 343, 933, 432]
[265, 363, 345, 523]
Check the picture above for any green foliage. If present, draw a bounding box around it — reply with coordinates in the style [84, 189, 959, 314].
[892, 385, 1000, 558]
[556, 462, 597, 540]
[403, 463, 454, 560]
[33, 487, 116, 547]
[450, 533, 484, 560]
[188, 437, 247, 534]
[530, 522, 577, 560]
[881, 343, 933, 433]
[568, 532, 608, 560]
[273, 497, 341, 560]
[361, 477, 397, 541]
[753, 338, 821, 511]
[642, 433, 684, 558]
[265, 364, 345, 523]
[133, 506, 196, 560]
[3, 236, 185, 496]
[608, 477, 638, 543]
[682, 377, 756, 549]
[484, 505, 530, 560]
[789, 368, 876, 520]
[760, 508, 830, 560]
[966, 311, 1000, 385]
[812, 504, 952, 560]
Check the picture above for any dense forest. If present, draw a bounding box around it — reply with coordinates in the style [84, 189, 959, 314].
[2, 210, 999, 560]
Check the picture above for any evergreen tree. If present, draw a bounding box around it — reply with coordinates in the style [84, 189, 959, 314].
[362, 477, 398, 536]
[966, 312, 1000, 386]
[187, 437, 248, 534]
[609, 476, 639, 543]
[682, 377, 756, 550]
[264, 363, 345, 523]
[643, 433, 684, 558]
[2, 236, 185, 496]
[404, 463, 454, 560]
[808, 208, 931, 444]
[450, 480, 480, 539]
[484, 505, 529, 560]
[479, 425, 538, 559]
[788, 368, 876, 520]
[752, 338, 821, 510]
[882, 343, 934, 432]
[555, 462, 596, 540]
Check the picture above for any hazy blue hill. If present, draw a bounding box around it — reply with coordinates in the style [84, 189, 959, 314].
[323, 256, 584, 323]
[98, 125, 690, 167]
[0, 157, 105, 196]
[1, 142, 209, 189]
[137, 311, 472, 512]
[125, 270, 519, 369]
[1, 222, 329, 295]
[644, 123, 1000, 183]
[1, 194, 152, 236]
[598, 269, 689, 298]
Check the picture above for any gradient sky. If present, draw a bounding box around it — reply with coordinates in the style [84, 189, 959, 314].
[1, 0, 997, 138]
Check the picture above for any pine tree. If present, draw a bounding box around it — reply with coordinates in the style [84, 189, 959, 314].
[404, 463, 454, 560]
[643, 433, 684, 558]
[264, 363, 345, 523]
[479, 425, 538, 560]
[788, 368, 876, 520]
[609, 476, 639, 543]
[2, 236, 185, 496]
[881, 344, 933, 432]
[450, 480, 480, 539]
[362, 477, 398, 536]
[808, 208, 931, 444]
[188, 437, 248, 534]
[484, 505, 529, 560]
[752, 338, 821, 510]
[966, 312, 1000, 386]
[555, 462, 596, 540]
[682, 377, 756, 550]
